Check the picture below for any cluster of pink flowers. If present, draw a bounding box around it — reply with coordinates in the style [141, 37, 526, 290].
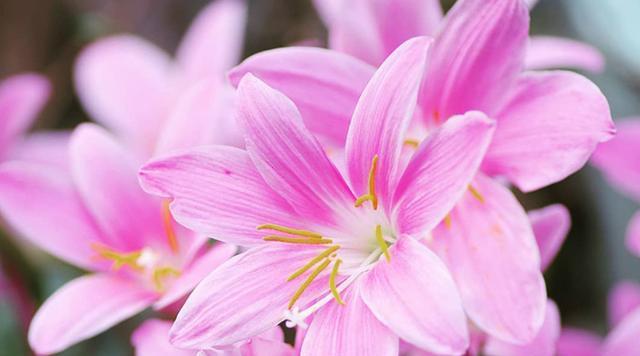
[0, 0, 637, 355]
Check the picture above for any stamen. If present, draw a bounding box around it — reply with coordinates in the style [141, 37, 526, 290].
[444, 214, 452, 229]
[288, 245, 340, 281]
[152, 266, 181, 292]
[468, 185, 484, 203]
[162, 200, 179, 253]
[288, 258, 331, 309]
[354, 155, 379, 210]
[92, 244, 142, 270]
[329, 259, 345, 305]
[257, 224, 322, 238]
[264, 236, 333, 245]
[375, 225, 390, 262]
[403, 139, 420, 148]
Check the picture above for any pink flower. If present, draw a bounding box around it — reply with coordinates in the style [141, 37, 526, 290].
[140, 37, 497, 354]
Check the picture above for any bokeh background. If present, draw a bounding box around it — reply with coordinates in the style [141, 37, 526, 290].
[0, 0, 639, 354]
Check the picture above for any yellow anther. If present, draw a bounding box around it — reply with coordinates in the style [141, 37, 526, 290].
[152, 266, 181, 292]
[288, 246, 340, 281]
[329, 259, 345, 305]
[375, 225, 390, 262]
[355, 155, 379, 210]
[288, 258, 331, 309]
[264, 236, 333, 245]
[162, 200, 179, 253]
[468, 185, 485, 203]
[444, 214, 452, 229]
[403, 139, 420, 148]
[257, 224, 322, 239]
[92, 244, 142, 270]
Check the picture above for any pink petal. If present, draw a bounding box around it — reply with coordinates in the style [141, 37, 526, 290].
[228, 47, 375, 144]
[602, 308, 640, 356]
[557, 328, 602, 356]
[176, 0, 247, 81]
[483, 300, 561, 356]
[591, 119, 640, 201]
[0, 161, 103, 270]
[8, 130, 70, 168]
[0, 73, 49, 158]
[419, 0, 529, 120]
[528, 204, 571, 271]
[430, 174, 546, 344]
[345, 37, 430, 210]
[235, 74, 354, 227]
[29, 274, 156, 355]
[301, 285, 399, 356]
[70, 123, 164, 250]
[526, 36, 605, 73]
[484, 71, 614, 192]
[170, 244, 330, 349]
[608, 281, 640, 327]
[627, 212, 640, 258]
[74, 35, 172, 156]
[360, 237, 468, 355]
[139, 146, 297, 247]
[132, 319, 192, 356]
[154, 243, 237, 309]
[393, 112, 495, 236]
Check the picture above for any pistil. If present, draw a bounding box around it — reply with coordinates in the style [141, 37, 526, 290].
[375, 225, 391, 262]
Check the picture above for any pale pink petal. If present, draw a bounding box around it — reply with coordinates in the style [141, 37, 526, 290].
[557, 328, 602, 356]
[483, 300, 561, 356]
[420, 0, 529, 120]
[392, 113, 495, 236]
[154, 243, 237, 309]
[311, 0, 342, 25]
[170, 244, 330, 349]
[29, 274, 156, 355]
[525, 0, 540, 8]
[176, 0, 247, 81]
[528, 204, 571, 271]
[132, 319, 192, 356]
[591, 119, 640, 201]
[360, 237, 468, 355]
[526, 36, 605, 73]
[70, 123, 164, 250]
[235, 74, 354, 227]
[608, 281, 640, 327]
[627, 212, 640, 258]
[228, 47, 375, 144]
[430, 174, 546, 344]
[74, 35, 172, 155]
[0, 161, 103, 270]
[301, 285, 399, 356]
[345, 37, 430, 210]
[0, 73, 49, 158]
[602, 308, 640, 356]
[243, 338, 294, 356]
[139, 146, 297, 247]
[8, 130, 70, 168]
[484, 71, 614, 192]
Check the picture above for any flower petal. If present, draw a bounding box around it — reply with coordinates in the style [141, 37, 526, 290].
[29, 274, 156, 355]
[392, 112, 495, 235]
[8, 130, 70, 168]
[360, 236, 468, 355]
[419, 0, 529, 120]
[74, 35, 172, 155]
[627, 212, 640, 258]
[345, 36, 430, 210]
[608, 281, 640, 327]
[139, 146, 297, 247]
[170, 244, 330, 349]
[557, 328, 602, 356]
[602, 308, 640, 356]
[484, 70, 614, 192]
[301, 285, 399, 356]
[430, 174, 546, 344]
[526, 36, 605, 73]
[132, 319, 192, 356]
[529, 204, 571, 271]
[228, 47, 375, 144]
[235, 74, 354, 227]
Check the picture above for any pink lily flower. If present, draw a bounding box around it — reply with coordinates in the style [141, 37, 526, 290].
[132, 320, 294, 356]
[140, 37, 497, 355]
[229, 0, 614, 344]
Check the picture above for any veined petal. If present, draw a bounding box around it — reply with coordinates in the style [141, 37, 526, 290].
[360, 237, 468, 355]
[529, 204, 571, 271]
[228, 47, 375, 144]
[430, 174, 546, 344]
[420, 0, 529, 120]
[484, 70, 614, 192]
[301, 284, 399, 356]
[557, 328, 602, 356]
[393, 112, 495, 235]
[608, 281, 640, 327]
[526, 36, 605, 73]
[176, 0, 247, 81]
[345, 37, 431, 210]
[132, 319, 192, 356]
[602, 308, 640, 356]
[29, 274, 156, 355]
[627, 212, 640, 258]
[139, 146, 298, 247]
[235, 74, 354, 227]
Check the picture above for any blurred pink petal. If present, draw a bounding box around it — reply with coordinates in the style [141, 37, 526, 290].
[557, 328, 602, 356]
[8, 131, 71, 168]
[132, 319, 192, 356]
[526, 36, 605, 73]
[608, 281, 640, 327]
[602, 308, 640, 356]
[528, 204, 571, 270]
[627, 212, 640, 258]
